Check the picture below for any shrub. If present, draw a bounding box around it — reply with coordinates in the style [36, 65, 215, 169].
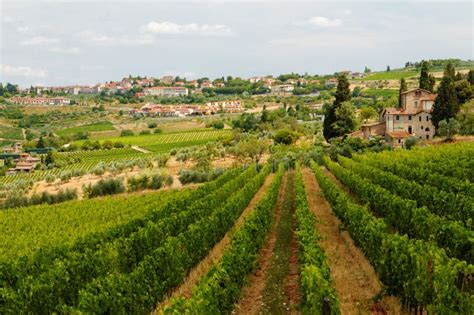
[273, 129, 298, 145]
[127, 171, 173, 192]
[404, 136, 418, 150]
[178, 168, 225, 185]
[120, 130, 134, 137]
[139, 130, 151, 135]
[153, 128, 163, 134]
[147, 121, 157, 129]
[86, 177, 125, 198]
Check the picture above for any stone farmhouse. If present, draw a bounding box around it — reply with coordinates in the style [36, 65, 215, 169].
[358, 88, 437, 147]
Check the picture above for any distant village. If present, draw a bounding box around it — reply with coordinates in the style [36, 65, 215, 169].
[5, 71, 367, 106]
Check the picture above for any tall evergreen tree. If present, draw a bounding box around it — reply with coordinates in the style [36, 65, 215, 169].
[444, 62, 456, 80]
[467, 70, 474, 86]
[323, 74, 351, 140]
[432, 63, 459, 129]
[399, 78, 407, 108]
[260, 104, 269, 123]
[0, 83, 4, 96]
[428, 75, 436, 92]
[419, 60, 432, 91]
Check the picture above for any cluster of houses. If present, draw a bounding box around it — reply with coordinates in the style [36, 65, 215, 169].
[9, 96, 71, 106]
[1, 143, 41, 175]
[353, 88, 437, 147]
[8, 70, 371, 106]
[131, 100, 244, 118]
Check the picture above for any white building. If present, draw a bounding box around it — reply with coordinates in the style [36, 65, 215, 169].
[144, 86, 189, 97]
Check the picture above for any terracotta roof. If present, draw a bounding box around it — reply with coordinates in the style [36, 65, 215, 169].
[385, 108, 426, 115]
[361, 122, 385, 127]
[400, 88, 434, 95]
[420, 95, 437, 101]
[386, 131, 411, 138]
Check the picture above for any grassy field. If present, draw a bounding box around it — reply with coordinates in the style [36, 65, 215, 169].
[360, 88, 399, 98]
[0, 125, 23, 140]
[363, 70, 419, 80]
[55, 121, 116, 136]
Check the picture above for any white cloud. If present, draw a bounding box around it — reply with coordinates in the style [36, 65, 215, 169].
[0, 64, 47, 78]
[17, 26, 31, 34]
[77, 30, 154, 46]
[141, 21, 232, 36]
[21, 36, 59, 45]
[3, 16, 14, 24]
[308, 16, 343, 28]
[49, 47, 81, 54]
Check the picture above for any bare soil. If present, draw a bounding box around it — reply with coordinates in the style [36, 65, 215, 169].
[29, 156, 241, 199]
[285, 215, 301, 314]
[233, 174, 288, 315]
[155, 173, 276, 313]
[301, 168, 403, 315]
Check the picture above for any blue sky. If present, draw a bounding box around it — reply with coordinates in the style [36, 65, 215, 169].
[0, 0, 472, 87]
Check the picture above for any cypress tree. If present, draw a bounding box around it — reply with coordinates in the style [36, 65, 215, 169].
[432, 63, 459, 129]
[444, 62, 456, 80]
[399, 78, 407, 108]
[467, 70, 474, 86]
[419, 60, 432, 91]
[323, 74, 351, 140]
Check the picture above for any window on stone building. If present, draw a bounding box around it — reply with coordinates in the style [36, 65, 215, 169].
[426, 116, 429, 121]
[408, 115, 412, 120]
[396, 115, 400, 120]
[419, 116, 422, 121]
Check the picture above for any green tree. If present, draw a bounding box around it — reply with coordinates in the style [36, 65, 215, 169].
[467, 70, 474, 86]
[261, 104, 269, 123]
[419, 61, 430, 89]
[454, 79, 473, 105]
[331, 101, 358, 136]
[0, 83, 4, 96]
[37, 136, 46, 148]
[360, 106, 377, 123]
[386, 65, 391, 72]
[419, 60, 435, 91]
[45, 151, 55, 165]
[399, 78, 407, 108]
[444, 62, 456, 80]
[456, 99, 474, 135]
[5, 83, 18, 94]
[323, 74, 351, 140]
[438, 118, 460, 140]
[432, 63, 459, 129]
[273, 129, 297, 145]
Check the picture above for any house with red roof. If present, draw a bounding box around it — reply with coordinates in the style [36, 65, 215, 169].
[359, 88, 437, 147]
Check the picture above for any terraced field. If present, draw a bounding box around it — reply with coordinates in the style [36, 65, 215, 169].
[0, 130, 230, 185]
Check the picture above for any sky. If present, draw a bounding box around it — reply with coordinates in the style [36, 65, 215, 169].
[0, 0, 472, 87]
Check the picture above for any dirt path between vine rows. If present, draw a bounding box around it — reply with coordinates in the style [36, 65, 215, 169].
[154, 173, 275, 313]
[301, 167, 403, 315]
[233, 173, 288, 315]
